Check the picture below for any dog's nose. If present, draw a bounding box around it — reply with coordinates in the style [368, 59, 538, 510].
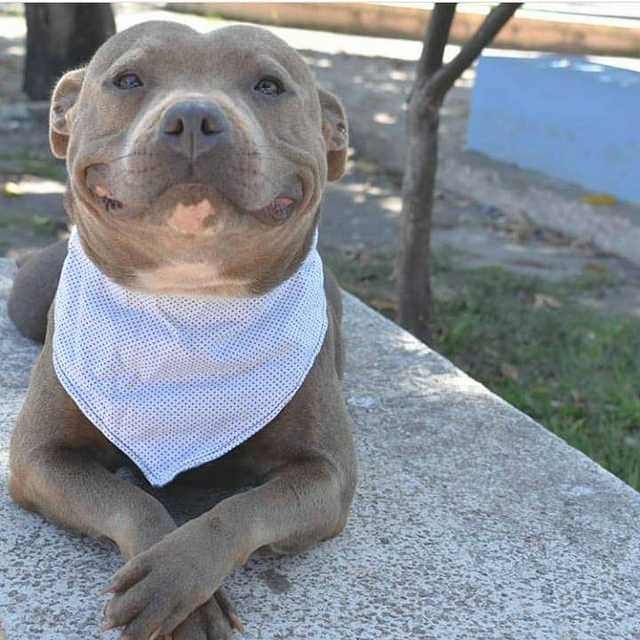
[160, 101, 229, 159]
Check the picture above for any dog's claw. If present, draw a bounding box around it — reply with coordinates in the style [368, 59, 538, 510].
[101, 618, 115, 632]
[103, 558, 149, 596]
[215, 589, 245, 633]
[229, 613, 245, 634]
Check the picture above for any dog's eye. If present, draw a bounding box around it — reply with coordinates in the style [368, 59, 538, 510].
[254, 77, 285, 97]
[113, 72, 143, 90]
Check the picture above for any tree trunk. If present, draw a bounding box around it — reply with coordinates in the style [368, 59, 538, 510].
[397, 94, 440, 344]
[396, 3, 521, 346]
[24, 3, 115, 101]
[396, 3, 456, 347]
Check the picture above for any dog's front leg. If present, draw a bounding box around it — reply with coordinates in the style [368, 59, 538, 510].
[102, 457, 354, 639]
[11, 442, 240, 640]
[10, 343, 179, 561]
[10, 344, 241, 640]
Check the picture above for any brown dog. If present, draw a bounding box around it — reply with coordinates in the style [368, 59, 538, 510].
[8, 21, 356, 640]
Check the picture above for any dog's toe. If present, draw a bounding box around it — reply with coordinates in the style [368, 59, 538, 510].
[204, 593, 237, 640]
[172, 590, 239, 640]
[171, 612, 208, 640]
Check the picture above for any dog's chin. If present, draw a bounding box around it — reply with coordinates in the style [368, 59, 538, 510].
[152, 183, 225, 235]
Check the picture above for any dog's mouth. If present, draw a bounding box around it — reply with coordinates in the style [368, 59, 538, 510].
[85, 166, 303, 233]
[251, 196, 297, 221]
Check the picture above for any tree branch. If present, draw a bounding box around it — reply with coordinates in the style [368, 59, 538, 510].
[429, 3, 522, 100]
[417, 3, 457, 81]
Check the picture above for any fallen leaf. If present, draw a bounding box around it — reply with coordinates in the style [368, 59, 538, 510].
[571, 390, 586, 406]
[369, 298, 396, 313]
[584, 262, 608, 273]
[582, 193, 617, 206]
[500, 363, 520, 381]
[533, 293, 563, 309]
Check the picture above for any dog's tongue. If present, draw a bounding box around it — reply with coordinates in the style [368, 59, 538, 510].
[168, 200, 216, 234]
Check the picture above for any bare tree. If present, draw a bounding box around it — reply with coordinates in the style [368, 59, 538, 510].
[397, 3, 521, 344]
[24, 3, 116, 100]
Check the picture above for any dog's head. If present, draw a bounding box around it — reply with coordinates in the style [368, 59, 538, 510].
[50, 21, 348, 296]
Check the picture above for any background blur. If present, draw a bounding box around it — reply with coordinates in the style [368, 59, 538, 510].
[1, 2, 639, 489]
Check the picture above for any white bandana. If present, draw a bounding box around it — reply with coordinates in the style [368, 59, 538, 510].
[53, 229, 327, 486]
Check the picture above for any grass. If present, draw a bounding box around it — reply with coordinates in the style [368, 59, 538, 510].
[326, 249, 640, 491]
[0, 150, 67, 182]
[0, 212, 59, 236]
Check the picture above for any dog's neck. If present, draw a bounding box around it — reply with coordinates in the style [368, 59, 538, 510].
[65, 190, 322, 299]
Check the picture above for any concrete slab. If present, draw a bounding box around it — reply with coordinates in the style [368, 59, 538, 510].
[1, 257, 639, 640]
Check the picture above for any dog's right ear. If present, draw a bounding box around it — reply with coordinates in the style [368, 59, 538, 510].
[50, 68, 85, 159]
[318, 88, 349, 182]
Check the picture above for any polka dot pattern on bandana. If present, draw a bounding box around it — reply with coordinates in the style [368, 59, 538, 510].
[53, 228, 328, 486]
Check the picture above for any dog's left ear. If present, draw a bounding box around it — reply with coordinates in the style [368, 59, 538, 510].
[319, 88, 348, 181]
[50, 67, 85, 159]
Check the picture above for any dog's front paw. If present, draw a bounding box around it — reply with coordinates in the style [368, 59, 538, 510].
[101, 519, 236, 639]
[173, 590, 243, 640]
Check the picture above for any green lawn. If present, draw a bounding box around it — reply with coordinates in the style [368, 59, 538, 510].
[0, 150, 67, 182]
[325, 248, 640, 491]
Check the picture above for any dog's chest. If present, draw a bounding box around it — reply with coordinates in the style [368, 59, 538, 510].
[53, 229, 327, 486]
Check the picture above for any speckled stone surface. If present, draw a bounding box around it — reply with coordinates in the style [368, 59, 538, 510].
[1, 257, 639, 640]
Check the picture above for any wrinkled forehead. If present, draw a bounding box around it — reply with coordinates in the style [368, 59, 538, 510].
[87, 21, 314, 87]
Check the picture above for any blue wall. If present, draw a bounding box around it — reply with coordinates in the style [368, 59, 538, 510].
[467, 55, 640, 203]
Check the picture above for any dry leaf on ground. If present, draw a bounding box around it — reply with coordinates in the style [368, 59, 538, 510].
[533, 293, 563, 309]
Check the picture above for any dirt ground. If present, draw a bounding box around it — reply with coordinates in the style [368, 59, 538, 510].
[1, 5, 639, 317]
